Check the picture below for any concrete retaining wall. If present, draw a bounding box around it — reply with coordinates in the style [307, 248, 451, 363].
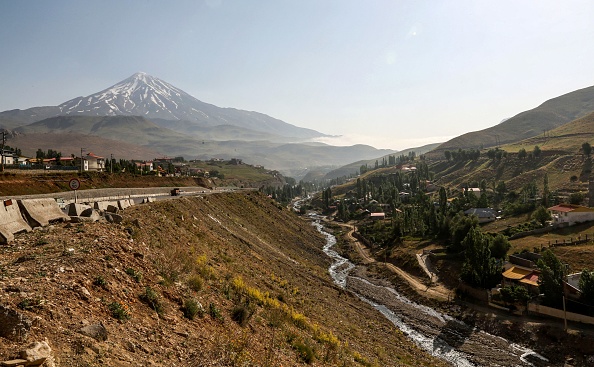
[528, 302, 594, 325]
[18, 198, 69, 227]
[0, 199, 32, 243]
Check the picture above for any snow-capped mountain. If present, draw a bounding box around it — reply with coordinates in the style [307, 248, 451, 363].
[55, 72, 323, 139]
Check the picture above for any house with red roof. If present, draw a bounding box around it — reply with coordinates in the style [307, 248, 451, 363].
[548, 204, 594, 227]
[75, 152, 106, 172]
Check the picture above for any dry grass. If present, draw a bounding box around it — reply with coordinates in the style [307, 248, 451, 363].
[0, 191, 448, 366]
[509, 222, 594, 271]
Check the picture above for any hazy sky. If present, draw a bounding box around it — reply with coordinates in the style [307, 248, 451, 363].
[1, 0, 593, 151]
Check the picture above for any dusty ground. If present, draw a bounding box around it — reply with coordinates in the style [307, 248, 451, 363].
[0, 192, 448, 367]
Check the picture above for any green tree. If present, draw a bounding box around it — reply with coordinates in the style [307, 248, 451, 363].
[438, 187, 447, 215]
[518, 148, 527, 159]
[500, 284, 531, 305]
[533, 145, 541, 158]
[537, 250, 564, 307]
[490, 234, 511, 259]
[477, 193, 489, 208]
[579, 269, 594, 306]
[582, 142, 592, 157]
[495, 181, 507, 203]
[444, 150, 451, 161]
[448, 213, 479, 252]
[542, 173, 550, 207]
[532, 206, 551, 226]
[569, 192, 585, 205]
[460, 227, 502, 288]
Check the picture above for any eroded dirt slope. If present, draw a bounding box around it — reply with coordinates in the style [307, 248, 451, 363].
[0, 192, 447, 366]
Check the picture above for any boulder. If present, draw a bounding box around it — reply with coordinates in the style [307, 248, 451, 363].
[1, 359, 28, 366]
[106, 205, 119, 214]
[105, 213, 123, 224]
[70, 210, 101, 223]
[78, 323, 108, 342]
[0, 305, 31, 341]
[19, 341, 51, 366]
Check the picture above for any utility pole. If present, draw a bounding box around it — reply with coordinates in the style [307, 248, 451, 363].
[563, 295, 568, 332]
[80, 148, 85, 173]
[0, 131, 5, 172]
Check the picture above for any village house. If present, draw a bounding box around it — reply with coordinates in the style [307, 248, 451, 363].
[75, 153, 106, 171]
[369, 212, 386, 220]
[135, 161, 154, 172]
[464, 187, 481, 195]
[464, 208, 498, 223]
[502, 265, 540, 295]
[501, 252, 542, 294]
[564, 273, 583, 301]
[548, 203, 594, 227]
[0, 149, 17, 165]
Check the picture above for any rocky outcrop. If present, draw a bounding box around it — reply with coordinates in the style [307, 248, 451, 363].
[0, 305, 31, 342]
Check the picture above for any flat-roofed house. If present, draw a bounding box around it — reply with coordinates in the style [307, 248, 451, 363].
[548, 204, 594, 227]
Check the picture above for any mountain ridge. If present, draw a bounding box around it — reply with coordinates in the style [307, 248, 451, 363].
[431, 85, 594, 155]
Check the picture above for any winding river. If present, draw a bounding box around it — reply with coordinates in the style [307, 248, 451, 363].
[310, 214, 553, 367]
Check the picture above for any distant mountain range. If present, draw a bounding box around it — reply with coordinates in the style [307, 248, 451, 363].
[0, 73, 395, 178]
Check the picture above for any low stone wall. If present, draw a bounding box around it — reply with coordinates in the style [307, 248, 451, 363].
[528, 303, 594, 325]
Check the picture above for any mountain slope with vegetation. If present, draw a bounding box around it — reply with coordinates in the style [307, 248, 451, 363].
[0, 192, 446, 366]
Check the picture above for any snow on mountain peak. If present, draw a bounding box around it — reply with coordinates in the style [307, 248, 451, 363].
[57, 72, 198, 121]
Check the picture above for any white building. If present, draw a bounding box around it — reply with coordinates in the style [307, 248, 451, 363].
[548, 204, 594, 226]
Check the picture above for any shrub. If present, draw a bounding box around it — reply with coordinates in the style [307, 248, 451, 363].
[208, 302, 222, 320]
[231, 304, 254, 327]
[291, 311, 308, 329]
[187, 275, 204, 292]
[93, 275, 108, 289]
[139, 287, 164, 315]
[17, 298, 43, 311]
[293, 340, 315, 364]
[109, 301, 130, 321]
[182, 298, 203, 320]
[126, 268, 143, 283]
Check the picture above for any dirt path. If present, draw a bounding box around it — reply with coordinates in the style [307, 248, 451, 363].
[341, 224, 452, 301]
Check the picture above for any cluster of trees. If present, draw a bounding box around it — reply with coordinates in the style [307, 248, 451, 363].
[444, 148, 481, 162]
[517, 145, 542, 159]
[360, 151, 418, 174]
[445, 145, 545, 163]
[35, 148, 65, 163]
[260, 183, 307, 205]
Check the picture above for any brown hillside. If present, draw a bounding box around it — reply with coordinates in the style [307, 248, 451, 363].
[503, 111, 594, 154]
[0, 192, 446, 366]
[429, 85, 594, 157]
